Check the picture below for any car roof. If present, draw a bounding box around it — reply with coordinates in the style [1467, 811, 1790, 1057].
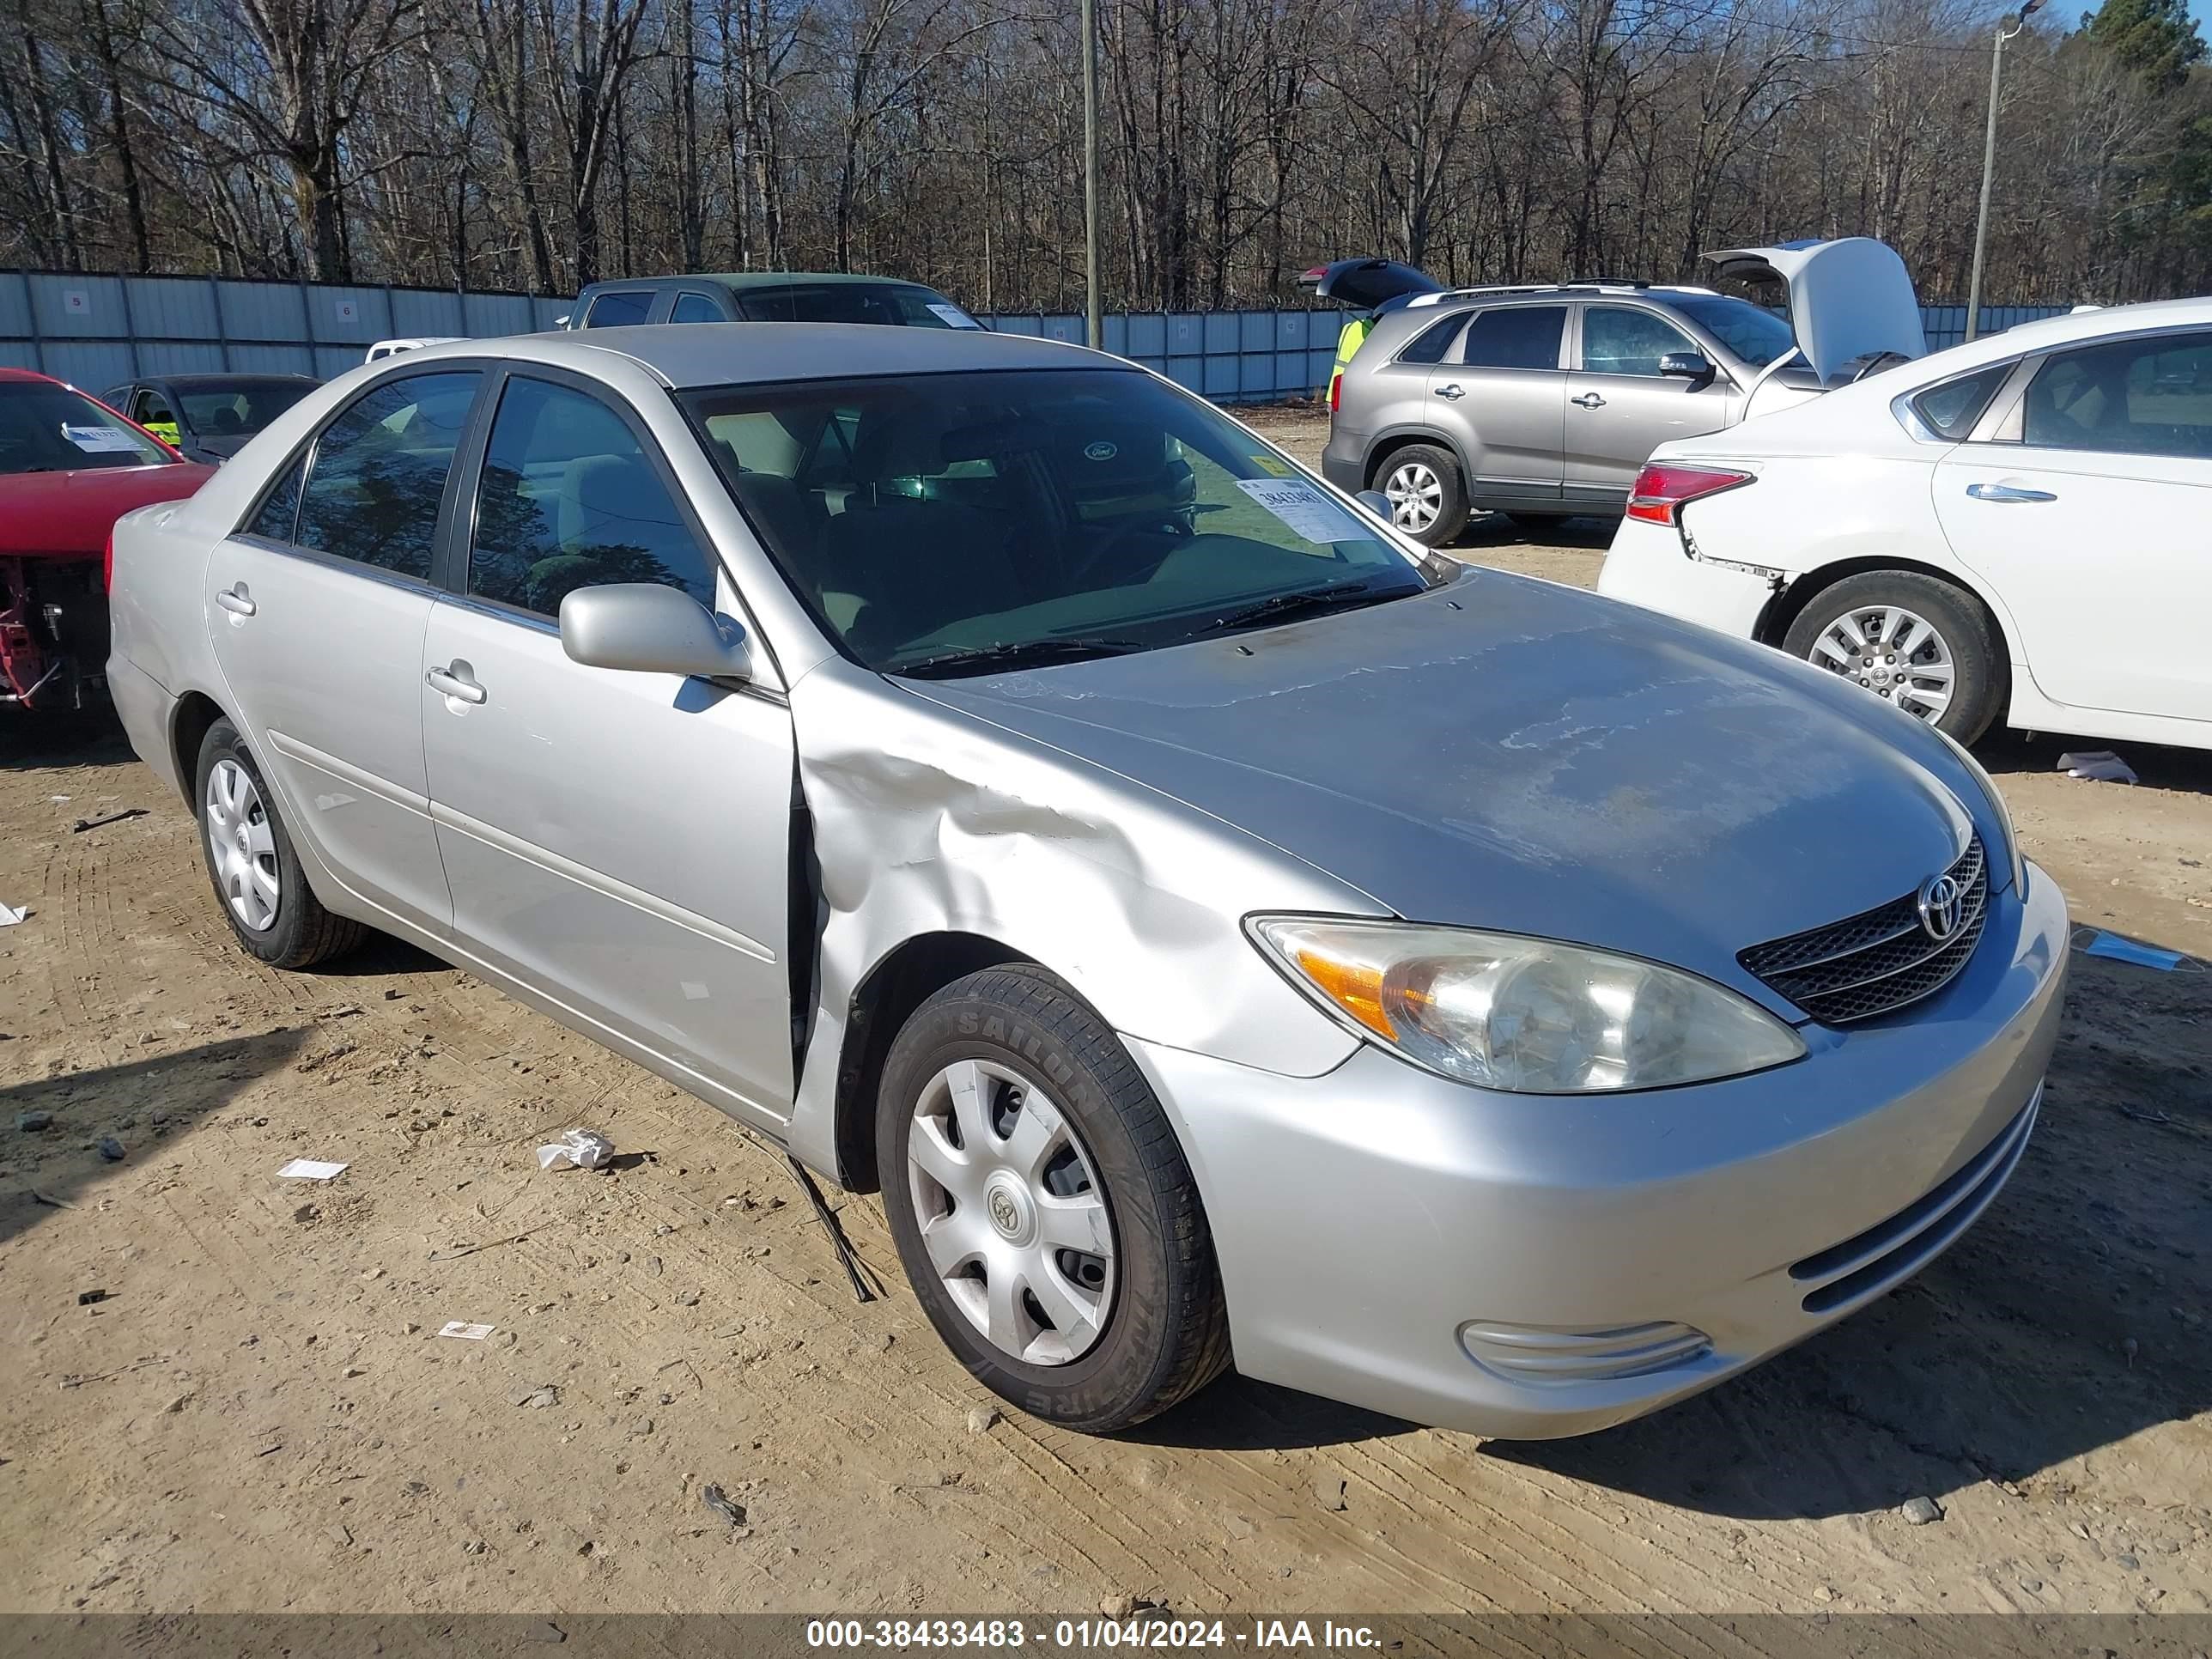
[588, 271, 944, 295]
[139, 371, 319, 387]
[396, 322, 1107, 389]
[1401, 283, 1723, 309]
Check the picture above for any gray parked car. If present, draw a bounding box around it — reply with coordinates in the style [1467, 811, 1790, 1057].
[107, 322, 2062, 1439]
[1320, 240, 1929, 544]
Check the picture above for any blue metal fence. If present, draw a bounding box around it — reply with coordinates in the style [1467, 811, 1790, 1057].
[0, 269, 2072, 401]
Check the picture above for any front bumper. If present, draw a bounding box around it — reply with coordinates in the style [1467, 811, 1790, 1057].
[1128, 860, 2068, 1438]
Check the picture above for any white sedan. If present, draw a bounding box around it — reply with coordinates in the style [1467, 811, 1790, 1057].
[1597, 297, 2212, 750]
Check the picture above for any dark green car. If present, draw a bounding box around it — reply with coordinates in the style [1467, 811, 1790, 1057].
[564, 272, 983, 331]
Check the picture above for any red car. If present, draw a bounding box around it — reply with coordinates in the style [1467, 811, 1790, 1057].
[1, 368, 214, 709]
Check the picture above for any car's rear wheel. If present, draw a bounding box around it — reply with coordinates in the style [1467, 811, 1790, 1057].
[1376, 445, 1469, 546]
[1781, 571, 2004, 743]
[877, 964, 1231, 1433]
[194, 720, 366, 968]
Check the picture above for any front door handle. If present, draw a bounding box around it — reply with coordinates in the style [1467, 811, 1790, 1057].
[215, 585, 257, 617]
[1966, 481, 2057, 503]
[1434, 382, 1465, 400]
[425, 662, 487, 706]
[1571, 392, 1607, 410]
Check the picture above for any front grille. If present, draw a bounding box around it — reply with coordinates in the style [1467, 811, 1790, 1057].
[1740, 837, 1987, 1025]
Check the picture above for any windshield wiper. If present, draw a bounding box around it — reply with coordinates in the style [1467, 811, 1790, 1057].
[1200, 580, 1401, 636]
[890, 636, 1146, 679]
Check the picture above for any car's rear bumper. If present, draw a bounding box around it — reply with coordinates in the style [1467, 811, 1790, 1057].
[109, 653, 187, 797]
[1320, 434, 1364, 495]
[1127, 860, 2067, 1438]
[1596, 516, 1776, 638]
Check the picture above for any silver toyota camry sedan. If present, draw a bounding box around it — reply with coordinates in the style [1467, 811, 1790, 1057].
[106, 325, 2067, 1438]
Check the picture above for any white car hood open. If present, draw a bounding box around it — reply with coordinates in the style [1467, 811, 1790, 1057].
[1705, 238, 1927, 386]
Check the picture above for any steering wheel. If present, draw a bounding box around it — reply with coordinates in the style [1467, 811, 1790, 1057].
[1064, 515, 1190, 591]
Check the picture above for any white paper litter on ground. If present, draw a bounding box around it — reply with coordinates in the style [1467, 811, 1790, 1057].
[2058, 750, 2137, 784]
[535, 1127, 616, 1172]
[437, 1322, 495, 1340]
[0, 904, 27, 927]
[276, 1158, 349, 1181]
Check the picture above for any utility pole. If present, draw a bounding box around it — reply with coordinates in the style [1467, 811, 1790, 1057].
[1081, 0, 1103, 349]
[1966, 0, 2041, 343]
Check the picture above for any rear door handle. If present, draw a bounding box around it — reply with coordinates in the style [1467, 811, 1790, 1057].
[1966, 481, 2057, 503]
[1434, 383, 1465, 400]
[1571, 392, 1607, 410]
[215, 585, 256, 617]
[425, 663, 487, 706]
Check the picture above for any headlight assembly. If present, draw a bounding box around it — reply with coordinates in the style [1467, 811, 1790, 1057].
[1249, 916, 1805, 1094]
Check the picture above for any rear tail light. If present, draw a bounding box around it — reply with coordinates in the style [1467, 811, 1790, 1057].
[1626, 463, 1753, 526]
[1328, 371, 1342, 414]
[103, 530, 115, 592]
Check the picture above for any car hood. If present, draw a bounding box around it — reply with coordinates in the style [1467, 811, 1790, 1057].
[902, 576, 1976, 1004]
[0, 463, 215, 557]
[1705, 238, 1927, 386]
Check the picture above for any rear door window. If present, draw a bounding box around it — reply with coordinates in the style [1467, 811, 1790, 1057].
[295, 370, 482, 580]
[1459, 307, 1566, 370]
[583, 290, 654, 328]
[2022, 332, 2212, 459]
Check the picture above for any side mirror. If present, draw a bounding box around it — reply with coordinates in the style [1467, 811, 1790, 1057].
[560, 583, 752, 684]
[1659, 350, 1716, 386]
[1355, 488, 1395, 521]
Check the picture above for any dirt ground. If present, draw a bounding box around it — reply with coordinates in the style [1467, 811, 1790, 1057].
[2, 409, 2208, 1618]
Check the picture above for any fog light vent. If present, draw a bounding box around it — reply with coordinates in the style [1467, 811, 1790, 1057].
[1458, 1319, 1711, 1383]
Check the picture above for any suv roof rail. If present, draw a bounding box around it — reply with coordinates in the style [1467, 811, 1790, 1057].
[1403, 281, 1723, 308]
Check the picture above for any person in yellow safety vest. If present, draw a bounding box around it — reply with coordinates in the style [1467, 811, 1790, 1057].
[138, 403, 181, 447]
[1327, 312, 1374, 412]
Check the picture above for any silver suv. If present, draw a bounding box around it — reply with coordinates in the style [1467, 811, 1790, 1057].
[1321, 284, 1816, 544]
[1318, 240, 1929, 544]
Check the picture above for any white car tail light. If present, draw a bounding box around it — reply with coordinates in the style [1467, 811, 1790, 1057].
[1626, 463, 1753, 526]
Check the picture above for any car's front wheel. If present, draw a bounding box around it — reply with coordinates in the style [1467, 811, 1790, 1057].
[193, 719, 366, 968]
[877, 964, 1231, 1433]
[1375, 444, 1469, 547]
[1781, 571, 2004, 742]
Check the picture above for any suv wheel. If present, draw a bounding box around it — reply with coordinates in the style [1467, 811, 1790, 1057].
[1781, 571, 2004, 743]
[193, 719, 367, 968]
[877, 964, 1231, 1433]
[1375, 445, 1469, 546]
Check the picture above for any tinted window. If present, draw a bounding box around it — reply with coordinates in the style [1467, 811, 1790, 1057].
[687, 367, 1435, 674]
[1459, 307, 1565, 370]
[1398, 313, 1468, 366]
[1911, 363, 2014, 440]
[248, 459, 305, 543]
[295, 371, 480, 580]
[2023, 333, 2212, 459]
[1582, 307, 1696, 377]
[468, 377, 716, 618]
[0, 380, 175, 474]
[585, 290, 654, 327]
[670, 292, 723, 324]
[737, 283, 975, 327]
[173, 379, 314, 435]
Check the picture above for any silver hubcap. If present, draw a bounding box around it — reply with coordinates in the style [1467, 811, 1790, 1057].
[204, 758, 281, 933]
[1383, 461, 1443, 532]
[1806, 604, 1956, 724]
[906, 1058, 1115, 1366]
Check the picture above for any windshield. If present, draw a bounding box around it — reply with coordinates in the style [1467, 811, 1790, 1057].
[174, 380, 314, 435]
[1668, 295, 1798, 369]
[684, 368, 1438, 675]
[0, 381, 174, 474]
[734, 284, 981, 329]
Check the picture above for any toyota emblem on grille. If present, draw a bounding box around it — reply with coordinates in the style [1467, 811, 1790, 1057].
[1917, 872, 1966, 942]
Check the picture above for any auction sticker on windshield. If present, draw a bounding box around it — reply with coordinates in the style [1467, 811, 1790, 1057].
[926, 303, 984, 329]
[61, 423, 144, 453]
[1235, 476, 1363, 544]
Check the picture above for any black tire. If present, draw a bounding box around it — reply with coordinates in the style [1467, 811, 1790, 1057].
[877, 964, 1231, 1433]
[1781, 570, 2005, 744]
[193, 719, 367, 969]
[1371, 443, 1470, 547]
